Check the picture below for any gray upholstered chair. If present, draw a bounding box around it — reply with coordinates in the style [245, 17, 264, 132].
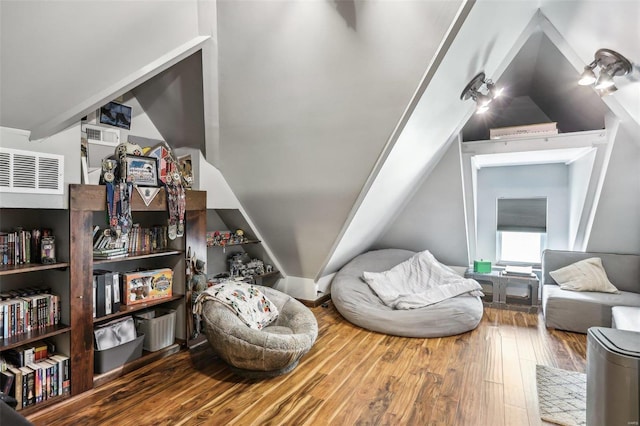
[200, 285, 318, 378]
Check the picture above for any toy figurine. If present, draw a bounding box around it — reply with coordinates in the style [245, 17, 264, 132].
[189, 258, 207, 337]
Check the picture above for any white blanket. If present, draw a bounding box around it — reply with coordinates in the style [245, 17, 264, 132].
[362, 250, 483, 310]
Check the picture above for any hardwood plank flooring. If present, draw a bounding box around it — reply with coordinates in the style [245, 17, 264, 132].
[27, 302, 586, 426]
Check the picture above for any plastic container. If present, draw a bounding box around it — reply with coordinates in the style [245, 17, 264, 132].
[135, 309, 176, 351]
[94, 334, 144, 374]
[587, 327, 640, 426]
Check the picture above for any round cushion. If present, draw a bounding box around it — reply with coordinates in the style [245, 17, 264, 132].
[331, 249, 483, 337]
[201, 285, 318, 378]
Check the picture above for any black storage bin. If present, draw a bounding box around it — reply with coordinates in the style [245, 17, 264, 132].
[94, 334, 144, 374]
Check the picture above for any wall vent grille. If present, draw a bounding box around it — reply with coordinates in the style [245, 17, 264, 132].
[0, 148, 64, 194]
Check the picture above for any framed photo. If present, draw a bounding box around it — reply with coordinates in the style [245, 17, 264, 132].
[125, 155, 159, 187]
[100, 101, 132, 130]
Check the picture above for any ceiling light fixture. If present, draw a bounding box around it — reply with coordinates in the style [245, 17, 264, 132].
[460, 72, 502, 115]
[578, 48, 632, 96]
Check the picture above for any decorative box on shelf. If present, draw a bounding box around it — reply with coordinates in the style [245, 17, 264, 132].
[121, 268, 173, 306]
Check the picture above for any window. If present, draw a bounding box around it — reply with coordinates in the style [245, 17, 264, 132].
[496, 197, 547, 265]
[497, 231, 546, 264]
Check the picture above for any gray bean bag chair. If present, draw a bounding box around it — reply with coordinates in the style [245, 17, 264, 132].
[200, 285, 318, 378]
[331, 249, 483, 337]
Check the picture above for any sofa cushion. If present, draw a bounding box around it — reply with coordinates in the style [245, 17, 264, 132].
[611, 306, 640, 332]
[542, 285, 640, 333]
[549, 257, 618, 293]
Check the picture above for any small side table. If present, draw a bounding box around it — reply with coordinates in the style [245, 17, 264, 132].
[465, 268, 539, 313]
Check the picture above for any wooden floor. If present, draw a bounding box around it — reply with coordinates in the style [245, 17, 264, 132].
[27, 302, 587, 426]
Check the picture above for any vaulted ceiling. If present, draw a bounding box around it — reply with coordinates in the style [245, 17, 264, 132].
[1, 0, 638, 281]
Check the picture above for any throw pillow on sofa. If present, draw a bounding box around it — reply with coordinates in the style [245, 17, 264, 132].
[549, 257, 619, 293]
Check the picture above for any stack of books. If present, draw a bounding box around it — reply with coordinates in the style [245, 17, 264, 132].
[93, 247, 128, 260]
[92, 226, 128, 260]
[502, 265, 535, 277]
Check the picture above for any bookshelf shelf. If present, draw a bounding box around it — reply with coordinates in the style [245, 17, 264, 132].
[92, 342, 181, 388]
[206, 239, 261, 248]
[255, 271, 279, 279]
[0, 324, 72, 351]
[19, 394, 71, 417]
[93, 249, 183, 265]
[0, 261, 70, 276]
[93, 294, 183, 324]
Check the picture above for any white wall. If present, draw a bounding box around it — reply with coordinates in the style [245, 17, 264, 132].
[374, 137, 468, 266]
[0, 126, 80, 209]
[587, 122, 640, 254]
[475, 163, 569, 263]
[0, 90, 168, 209]
[567, 149, 596, 249]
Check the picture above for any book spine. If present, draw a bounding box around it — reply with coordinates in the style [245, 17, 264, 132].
[7, 366, 22, 410]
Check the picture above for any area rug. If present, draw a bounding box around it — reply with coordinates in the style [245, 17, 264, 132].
[536, 365, 586, 426]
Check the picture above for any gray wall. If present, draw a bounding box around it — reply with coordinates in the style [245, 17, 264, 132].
[374, 139, 468, 267]
[215, 0, 463, 277]
[134, 52, 205, 152]
[475, 163, 569, 263]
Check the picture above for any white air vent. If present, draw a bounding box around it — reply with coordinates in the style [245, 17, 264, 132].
[82, 123, 120, 146]
[0, 147, 64, 194]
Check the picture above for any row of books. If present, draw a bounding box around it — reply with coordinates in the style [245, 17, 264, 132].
[0, 228, 51, 266]
[0, 289, 61, 339]
[92, 224, 170, 259]
[128, 224, 170, 254]
[0, 344, 70, 410]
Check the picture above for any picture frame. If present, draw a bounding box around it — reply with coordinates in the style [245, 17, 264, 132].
[125, 155, 159, 187]
[99, 101, 132, 130]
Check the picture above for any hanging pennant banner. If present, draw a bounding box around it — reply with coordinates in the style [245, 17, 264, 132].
[136, 186, 161, 207]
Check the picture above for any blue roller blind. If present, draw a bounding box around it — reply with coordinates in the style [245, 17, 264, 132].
[497, 197, 547, 232]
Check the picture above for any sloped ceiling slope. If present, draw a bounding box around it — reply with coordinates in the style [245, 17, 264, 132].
[215, 0, 465, 278]
[540, 0, 640, 133]
[0, 1, 200, 139]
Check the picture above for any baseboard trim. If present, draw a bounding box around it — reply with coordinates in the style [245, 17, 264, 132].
[297, 292, 331, 307]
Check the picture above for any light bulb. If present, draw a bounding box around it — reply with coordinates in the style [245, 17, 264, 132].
[476, 104, 489, 114]
[578, 67, 596, 86]
[596, 84, 618, 97]
[486, 82, 503, 99]
[595, 72, 615, 89]
[476, 93, 492, 107]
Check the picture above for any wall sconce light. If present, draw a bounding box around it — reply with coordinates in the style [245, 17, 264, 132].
[578, 48, 632, 96]
[460, 72, 503, 114]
